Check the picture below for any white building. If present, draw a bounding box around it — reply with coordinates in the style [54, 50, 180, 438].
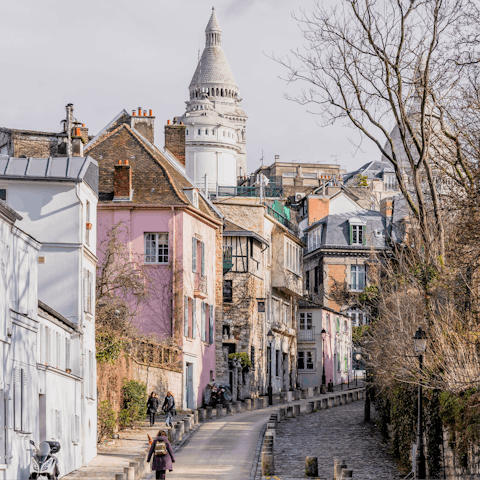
[0, 155, 99, 478]
[178, 7, 248, 192]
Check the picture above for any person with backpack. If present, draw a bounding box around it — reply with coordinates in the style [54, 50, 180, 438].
[162, 391, 176, 427]
[147, 430, 175, 479]
[147, 392, 160, 426]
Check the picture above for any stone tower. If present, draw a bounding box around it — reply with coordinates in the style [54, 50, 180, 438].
[178, 7, 248, 192]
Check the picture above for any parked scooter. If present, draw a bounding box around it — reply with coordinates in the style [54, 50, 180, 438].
[28, 440, 60, 480]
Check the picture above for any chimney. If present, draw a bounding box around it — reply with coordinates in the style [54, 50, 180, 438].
[72, 138, 83, 156]
[275, 155, 280, 162]
[164, 121, 186, 166]
[307, 197, 329, 226]
[114, 160, 133, 201]
[380, 197, 393, 217]
[65, 103, 74, 157]
[130, 107, 155, 143]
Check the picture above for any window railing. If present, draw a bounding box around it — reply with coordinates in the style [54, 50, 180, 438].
[217, 185, 283, 198]
[265, 205, 299, 235]
[298, 327, 315, 342]
[195, 272, 207, 295]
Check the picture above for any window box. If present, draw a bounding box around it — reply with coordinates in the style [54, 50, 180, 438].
[86, 222, 92, 231]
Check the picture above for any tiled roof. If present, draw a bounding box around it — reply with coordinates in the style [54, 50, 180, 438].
[206, 7, 222, 32]
[190, 47, 237, 88]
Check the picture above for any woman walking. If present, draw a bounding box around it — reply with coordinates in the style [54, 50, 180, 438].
[147, 430, 175, 479]
[162, 391, 175, 428]
[147, 392, 159, 426]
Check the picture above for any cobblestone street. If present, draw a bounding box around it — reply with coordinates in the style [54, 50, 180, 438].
[272, 400, 403, 480]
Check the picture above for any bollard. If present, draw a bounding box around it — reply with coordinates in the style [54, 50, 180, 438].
[183, 416, 191, 433]
[245, 398, 252, 410]
[307, 387, 314, 397]
[347, 392, 353, 403]
[280, 393, 286, 404]
[322, 398, 328, 409]
[305, 456, 319, 477]
[263, 396, 268, 407]
[267, 422, 276, 444]
[287, 406, 294, 418]
[198, 408, 206, 423]
[306, 401, 314, 414]
[115, 474, 126, 480]
[295, 390, 301, 400]
[341, 393, 347, 405]
[193, 409, 199, 425]
[226, 403, 233, 415]
[320, 384, 327, 394]
[333, 458, 346, 480]
[216, 404, 223, 418]
[328, 397, 335, 408]
[301, 389, 307, 399]
[353, 391, 358, 401]
[315, 399, 322, 410]
[167, 428, 175, 443]
[287, 391, 293, 402]
[262, 451, 275, 476]
[359, 389, 365, 400]
[335, 395, 341, 406]
[279, 407, 286, 420]
[294, 404, 301, 416]
[313, 386, 319, 396]
[129, 462, 139, 480]
[134, 456, 144, 477]
[335, 462, 348, 479]
[234, 401, 242, 413]
[124, 467, 135, 480]
[341, 469, 354, 478]
[179, 421, 185, 435]
[206, 406, 213, 419]
[174, 424, 182, 443]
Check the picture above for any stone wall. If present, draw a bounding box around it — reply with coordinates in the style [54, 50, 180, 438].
[441, 427, 480, 479]
[97, 351, 183, 414]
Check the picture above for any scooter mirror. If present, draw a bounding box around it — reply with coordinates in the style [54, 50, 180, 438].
[29, 440, 35, 446]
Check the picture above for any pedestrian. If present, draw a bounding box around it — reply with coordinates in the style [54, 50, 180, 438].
[147, 429, 175, 480]
[162, 391, 176, 427]
[147, 391, 160, 426]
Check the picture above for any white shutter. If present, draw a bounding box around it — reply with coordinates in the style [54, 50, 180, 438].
[21, 369, 27, 432]
[71, 414, 75, 443]
[89, 270, 94, 314]
[13, 368, 21, 431]
[40, 325, 45, 365]
[56, 332, 60, 368]
[58, 411, 62, 439]
[89, 351, 94, 398]
[83, 269, 87, 312]
[75, 415, 80, 444]
[66, 338, 71, 371]
[46, 327, 51, 366]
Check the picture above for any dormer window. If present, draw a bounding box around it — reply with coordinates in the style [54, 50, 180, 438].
[184, 188, 199, 208]
[348, 217, 366, 245]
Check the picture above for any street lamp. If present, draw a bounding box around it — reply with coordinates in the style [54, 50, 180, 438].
[413, 326, 427, 480]
[267, 329, 274, 406]
[321, 328, 327, 393]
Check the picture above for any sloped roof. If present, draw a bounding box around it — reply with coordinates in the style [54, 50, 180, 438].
[223, 218, 269, 245]
[0, 155, 99, 195]
[206, 8, 221, 32]
[0, 198, 22, 222]
[85, 122, 221, 221]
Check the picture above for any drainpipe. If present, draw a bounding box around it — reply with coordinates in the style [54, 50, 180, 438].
[204, 173, 208, 197]
[171, 207, 176, 338]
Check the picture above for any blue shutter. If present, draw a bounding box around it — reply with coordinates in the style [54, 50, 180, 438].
[192, 299, 197, 339]
[201, 302, 206, 342]
[349, 225, 353, 245]
[362, 225, 367, 245]
[192, 238, 197, 273]
[201, 241, 205, 276]
[209, 307, 214, 344]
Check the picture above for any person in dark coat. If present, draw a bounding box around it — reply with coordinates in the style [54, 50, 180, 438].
[162, 391, 175, 427]
[147, 392, 160, 426]
[147, 430, 175, 479]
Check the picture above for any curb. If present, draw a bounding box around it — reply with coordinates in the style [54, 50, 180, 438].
[251, 422, 268, 480]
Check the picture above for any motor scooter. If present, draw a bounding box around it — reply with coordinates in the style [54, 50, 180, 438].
[28, 439, 61, 480]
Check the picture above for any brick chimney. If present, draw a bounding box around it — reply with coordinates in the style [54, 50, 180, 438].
[380, 197, 393, 217]
[114, 160, 132, 201]
[164, 119, 186, 166]
[130, 107, 155, 144]
[307, 197, 329, 225]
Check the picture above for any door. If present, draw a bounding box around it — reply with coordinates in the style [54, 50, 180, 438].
[186, 363, 194, 409]
[282, 353, 288, 391]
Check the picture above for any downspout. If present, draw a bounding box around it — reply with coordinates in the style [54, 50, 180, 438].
[171, 206, 176, 338]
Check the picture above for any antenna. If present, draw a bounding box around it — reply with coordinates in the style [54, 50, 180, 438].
[330, 154, 340, 164]
[260, 149, 265, 166]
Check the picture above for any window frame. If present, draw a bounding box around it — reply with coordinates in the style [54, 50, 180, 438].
[350, 264, 366, 291]
[297, 349, 316, 372]
[144, 233, 169, 265]
[223, 279, 233, 303]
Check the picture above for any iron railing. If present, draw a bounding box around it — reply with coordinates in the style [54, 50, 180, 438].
[298, 327, 315, 342]
[265, 205, 299, 235]
[217, 185, 283, 198]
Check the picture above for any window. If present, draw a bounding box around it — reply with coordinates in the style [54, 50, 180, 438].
[188, 298, 193, 337]
[56, 332, 60, 368]
[250, 346, 255, 370]
[326, 313, 330, 334]
[299, 312, 312, 330]
[349, 220, 366, 245]
[192, 238, 197, 272]
[285, 239, 301, 275]
[72, 414, 80, 444]
[85, 200, 90, 245]
[145, 233, 169, 264]
[223, 280, 233, 303]
[83, 269, 94, 314]
[314, 266, 320, 293]
[275, 350, 280, 376]
[305, 271, 310, 292]
[198, 129, 201, 135]
[88, 350, 94, 399]
[345, 355, 348, 372]
[350, 265, 366, 291]
[205, 129, 209, 135]
[14, 366, 29, 432]
[337, 353, 341, 372]
[308, 226, 322, 252]
[65, 338, 71, 371]
[46, 327, 51, 365]
[0, 189, 6, 201]
[186, 130, 189, 136]
[201, 302, 206, 342]
[298, 350, 315, 371]
[192, 298, 197, 339]
[347, 306, 369, 326]
[209, 306, 214, 344]
[184, 296, 189, 337]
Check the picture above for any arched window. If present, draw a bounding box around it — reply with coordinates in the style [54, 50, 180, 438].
[216, 88, 219, 96]
[205, 129, 209, 135]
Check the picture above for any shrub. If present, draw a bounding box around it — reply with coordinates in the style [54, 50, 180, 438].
[228, 352, 251, 369]
[97, 400, 117, 442]
[119, 379, 147, 427]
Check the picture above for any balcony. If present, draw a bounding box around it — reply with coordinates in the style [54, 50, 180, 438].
[265, 205, 299, 236]
[217, 185, 283, 198]
[223, 246, 233, 273]
[194, 273, 208, 299]
[298, 327, 315, 342]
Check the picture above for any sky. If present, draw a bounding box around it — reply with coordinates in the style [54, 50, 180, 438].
[0, 0, 379, 174]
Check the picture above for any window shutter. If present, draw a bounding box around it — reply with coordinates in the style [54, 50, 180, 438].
[40, 325, 45, 365]
[192, 238, 197, 273]
[76, 415, 80, 444]
[362, 225, 366, 245]
[89, 351, 94, 398]
[201, 302, 206, 342]
[184, 296, 188, 337]
[46, 327, 51, 365]
[66, 338, 71, 371]
[21, 369, 27, 432]
[192, 299, 197, 339]
[71, 414, 75, 443]
[13, 368, 21, 431]
[201, 241, 205, 276]
[349, 225, 353, 245]
[83, 269, 87, 312]
[209, 307, 214, 345]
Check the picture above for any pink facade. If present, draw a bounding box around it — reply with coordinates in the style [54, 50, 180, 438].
[97, 206, 218, 409]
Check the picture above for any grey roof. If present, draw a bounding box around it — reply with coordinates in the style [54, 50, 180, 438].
[0, 156, 99, 195]
[0, 198, 22, 222]
[38, 300, 79, 332]
[305, 209, 391, 250]
[298, 298, 347, 317]
[206, 7, 221, 32]
[343, 160, 394, 184]
[223, 219, 269, 245]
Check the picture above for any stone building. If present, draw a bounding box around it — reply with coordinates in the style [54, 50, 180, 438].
[176, 7, 248, 192]
[214, 198, 304, 398]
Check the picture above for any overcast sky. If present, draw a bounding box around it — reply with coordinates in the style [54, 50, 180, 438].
[0, 0, 379, 173]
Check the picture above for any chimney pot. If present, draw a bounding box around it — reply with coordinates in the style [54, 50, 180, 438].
[149, 109, 153, 116]
[125, 159, 129, 165]
[138, 107, 142, 116]
[82, 123, 85, 127]
[132, 110, 136, 116]
[118, 160, 122, 164]
[143, 111, 147, 116]
[167, 119, 171, 125]
[180, 122, 183, 125]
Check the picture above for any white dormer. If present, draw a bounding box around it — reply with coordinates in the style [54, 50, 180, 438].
[184, 187, 199, 208]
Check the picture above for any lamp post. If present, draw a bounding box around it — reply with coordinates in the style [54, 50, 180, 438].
[321, 328, 326, 393]
[413, 326, 427, 480]
[267, 329, 274, 406]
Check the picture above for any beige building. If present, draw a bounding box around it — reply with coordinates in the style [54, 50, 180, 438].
[214, 197, 304, 399]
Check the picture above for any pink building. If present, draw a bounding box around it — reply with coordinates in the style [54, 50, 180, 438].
[85, 109, 223, 408]
[297, 300, 353, 388]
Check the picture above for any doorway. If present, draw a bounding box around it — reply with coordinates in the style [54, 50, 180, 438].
[185, 363, 194, 409]
[282, 353, 288, 391]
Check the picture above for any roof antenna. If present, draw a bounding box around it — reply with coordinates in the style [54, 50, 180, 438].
[260, 149, 264, 166]
[330, 154, 340, 164]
